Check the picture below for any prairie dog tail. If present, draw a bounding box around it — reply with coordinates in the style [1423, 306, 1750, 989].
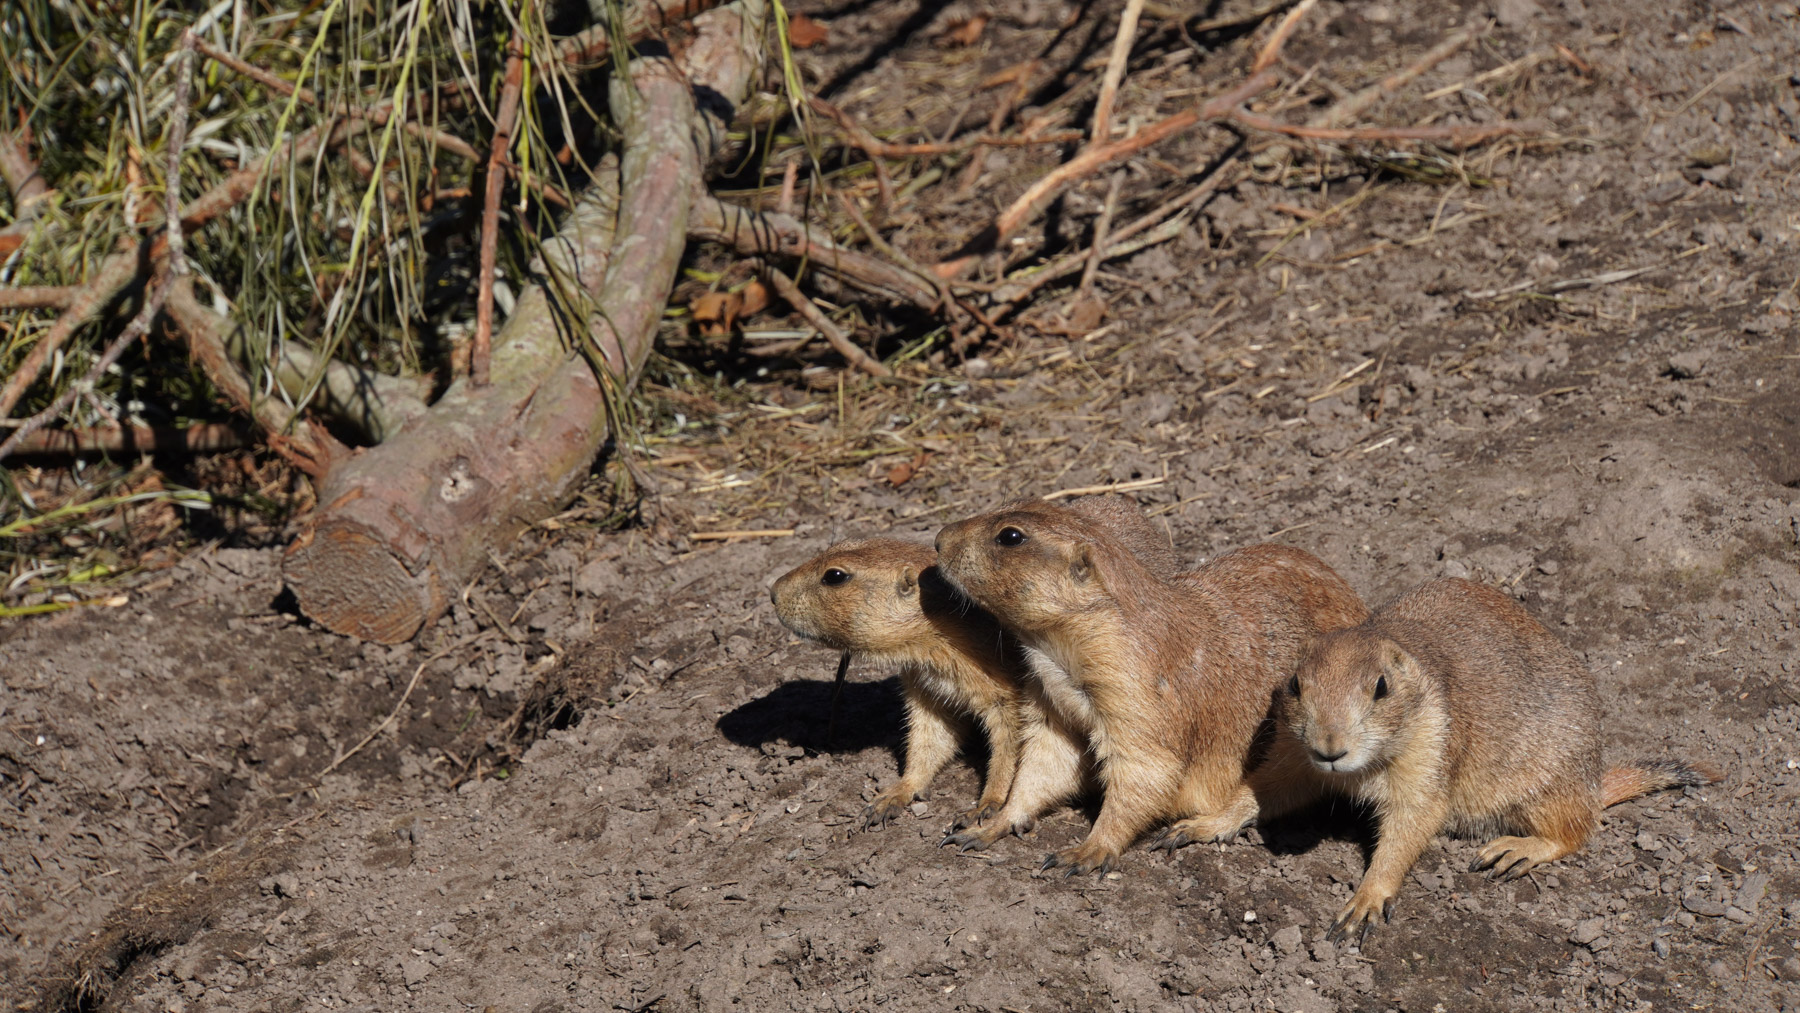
[1601, 760, 1722, 808]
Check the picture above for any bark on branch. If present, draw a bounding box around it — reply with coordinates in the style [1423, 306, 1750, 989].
[282, 0, 766, 643]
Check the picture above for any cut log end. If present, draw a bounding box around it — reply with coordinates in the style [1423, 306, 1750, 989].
[284, 525, 444, 644]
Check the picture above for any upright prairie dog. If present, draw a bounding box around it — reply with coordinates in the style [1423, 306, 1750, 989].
[769, 496, 1177, 829]
[1266, 578, 1719, 943]
[935, 499, 1367, 872]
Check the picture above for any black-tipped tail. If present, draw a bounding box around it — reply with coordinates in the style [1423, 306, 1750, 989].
[1601, 759, 1722, 807]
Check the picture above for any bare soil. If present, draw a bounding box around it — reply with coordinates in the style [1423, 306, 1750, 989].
[6, 0, 1800, 1010]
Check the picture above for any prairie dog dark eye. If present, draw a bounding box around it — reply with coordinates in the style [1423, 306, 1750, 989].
[995, 527, 1027, 547]
[1373, 675, 1389, 700]
[1287, 674, 1301, 698]
[821, 568, 852, 586]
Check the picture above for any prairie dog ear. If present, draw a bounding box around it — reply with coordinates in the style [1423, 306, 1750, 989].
[1380, 642, 1416, 678]
[896, 566, 919, 598]
[1069, 543, 1094, 584]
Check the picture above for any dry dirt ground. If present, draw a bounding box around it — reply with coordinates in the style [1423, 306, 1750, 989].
[6, 0, 1800, 1010]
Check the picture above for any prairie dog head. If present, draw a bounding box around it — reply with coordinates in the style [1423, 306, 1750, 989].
[933, 499, 1135, 632]
[1285, 630, 1427, 775]
[770, 539, 942, 657]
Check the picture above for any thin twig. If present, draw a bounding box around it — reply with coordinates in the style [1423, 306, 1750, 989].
[0, 38, 198, 463]
[1313, 24, 1477, 127]
[0, 282, 175, 465]
[166, 33, 195, 279]
[1188, 0, 1301, 34]
[314, 642, 467, 779]
[0, 131, 45, 206]
[192, 35, 480, 162]
[1228, 109, 1535, 146]
[1091, 0, 1147, 145]
[834, 191, 949, 312]
[1042, 476, 1165, 500]
[760, 265, 891, 377]
[1076, 169, 1126, 302]
[993, 214, 1186, 306]
[689, 528, 797, 541]
[1253, 0, 1316, 74]
[0, 286, 77, 311]
[3, 422, 244, 457]
[0, 129, 49, 255]
[1464, 264, 1661, 300]
[474, 16, 529, 388]
[776, 160, 798, 216]
[935, 69, 1278, 279]
[808, 98, 894, 207]
[689, 197, 943, 311]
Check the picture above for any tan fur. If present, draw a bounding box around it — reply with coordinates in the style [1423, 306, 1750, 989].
[1065, 494, 1183, 576]
[768, 496, 1176, 831]
[771, 539, 1023, 829]
[1266, 578, 1720, 943]
[934, 499, 1367, 873]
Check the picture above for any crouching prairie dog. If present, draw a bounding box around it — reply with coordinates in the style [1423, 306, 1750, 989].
[770, 496, 1177, 829]
[934, 499, 1367, 873]
[1266, 578, 1720, 943]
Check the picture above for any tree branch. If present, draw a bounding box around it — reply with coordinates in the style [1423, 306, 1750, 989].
[934, 69, 1278, 279]
[760, 265, 890, 377]
[473, 14, 529, 389]
[689, 197, 944, 311]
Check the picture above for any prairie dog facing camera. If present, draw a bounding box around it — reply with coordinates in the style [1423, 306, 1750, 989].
[1263, 578, 1719, 943]
[934, 498, 1367, 873]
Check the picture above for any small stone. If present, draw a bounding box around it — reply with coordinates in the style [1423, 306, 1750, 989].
[1683, 895, 1727, 918]
[1652, 936, 1671, 959]
[1271, 925, 1304, 955]
[1568, 918, 1606, 946]
[1537, 559, 1560, 575]
[909, 801, 928, 818]
[1666, 350, 1709, 379]
[1442, 560, 1471, 579]
[1243, 910, 1257, 923]
[1724, 905, 1752, 924]
[400, 957, 433, 987]
[1634, 830, 1662, 851]
[1706, 959, 1732, 981]
[962, 357, 994, 379]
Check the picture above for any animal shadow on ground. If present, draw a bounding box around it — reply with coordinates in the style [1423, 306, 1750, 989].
[1255, 797, 1379, 863]
[718, 675, 907, 759]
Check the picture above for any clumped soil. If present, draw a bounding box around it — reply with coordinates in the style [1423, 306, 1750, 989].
[6, 0, 1800, 1010]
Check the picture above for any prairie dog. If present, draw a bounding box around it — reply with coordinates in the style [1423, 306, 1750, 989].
[1268, 578, 1719, 943]
[772, 538, 1022, 828]
[769, 496, 1176, 829]
[934, 499, 1367, 873]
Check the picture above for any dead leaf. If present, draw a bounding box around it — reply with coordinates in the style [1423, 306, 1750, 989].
[788, 14, 830, 49]
[1063, 295, 1107, 332]
[980, 59, 1037, 89]
[691, 280, 772, 337]
[737, 279, 770, 318]
[691, 291, 739, 337]
[938, 14, 988, 48]
[888, 451, 932, 487]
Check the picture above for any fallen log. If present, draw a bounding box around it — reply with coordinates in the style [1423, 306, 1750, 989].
[282, 0, 766, 643]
